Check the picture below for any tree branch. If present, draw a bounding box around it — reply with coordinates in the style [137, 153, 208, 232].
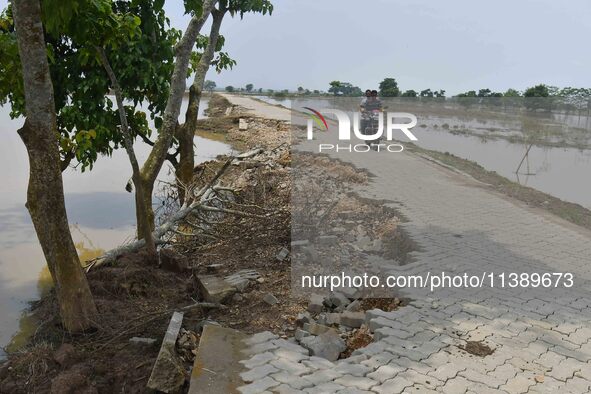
[141, 0, 217, 185]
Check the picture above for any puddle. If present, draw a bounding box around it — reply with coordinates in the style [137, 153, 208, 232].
[0, 98, 233, 357]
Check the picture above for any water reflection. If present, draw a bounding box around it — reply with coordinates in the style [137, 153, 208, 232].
[0, 97, 233, 355]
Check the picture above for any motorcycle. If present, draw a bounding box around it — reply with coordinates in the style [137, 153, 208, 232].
[361, 108, 382, 151]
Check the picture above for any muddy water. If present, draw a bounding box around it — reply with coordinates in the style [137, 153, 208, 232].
[411, 129, 591, 209]
[0, 98, 233, 357]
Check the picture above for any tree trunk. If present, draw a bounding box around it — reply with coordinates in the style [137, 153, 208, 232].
[139, 0, 216, 226]
[178, 8, 225, 204]
[134, 176, 155, 243]
[96, 47, 156, 255]
[13, 0, 97, 332]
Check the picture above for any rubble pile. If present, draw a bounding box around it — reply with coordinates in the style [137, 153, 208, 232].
[294, 290, 376, 361]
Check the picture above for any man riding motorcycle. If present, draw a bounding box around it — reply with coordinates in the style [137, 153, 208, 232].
[360, 90, 383, 148]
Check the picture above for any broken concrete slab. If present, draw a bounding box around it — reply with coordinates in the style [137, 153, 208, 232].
[295, 329, 310, 341]
[300, 332, 346, 362]
[308, 294, 324, 314]
[336, 287, 358, 300]
[196, 275, 237, 303]
[295, 312, 311, 327]
[326, 313, 341, 325]
[303, 322, 339, 336]
[275, 247, 289, 261]
[324, 292, 350, 309]
[224, 269, 260, 292]
[147, 312, 185, 393]
[196, 320, 221, 333]
[188, 325, 247, 394]
[339, 311, 365, 328]
[345, 300, 362, 312]
[239, 118, 248, 130]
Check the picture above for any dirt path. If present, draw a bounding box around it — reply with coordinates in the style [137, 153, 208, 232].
[222, 94, 591, 394]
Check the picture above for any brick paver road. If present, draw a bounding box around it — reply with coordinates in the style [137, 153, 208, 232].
[224, 95, 591, 393]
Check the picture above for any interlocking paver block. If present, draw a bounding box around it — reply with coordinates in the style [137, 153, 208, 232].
[244, 331, 278, 346]
[372, 377, 413, 394]
[240, 351, 276, 369]
[334, 375, 377, 390]
[270, 358, 310, 376]
[237, 376, 279, 394]
[334, 363, 372, 377]
[270, 372, 314, 390]
[305, 382, 346, 394]
[239, 364, 279, 382]
[499, 375, 535, 393]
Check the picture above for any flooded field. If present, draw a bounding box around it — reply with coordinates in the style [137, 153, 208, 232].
[0, 98, 233, 356]
[283, 96, 591, 209]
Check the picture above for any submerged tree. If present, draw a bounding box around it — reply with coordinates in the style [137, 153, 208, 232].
[204, 80, 216, 92]
[11, 0, 97, 332]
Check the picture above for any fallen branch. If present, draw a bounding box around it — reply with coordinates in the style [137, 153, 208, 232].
[86, 148, 264, 271]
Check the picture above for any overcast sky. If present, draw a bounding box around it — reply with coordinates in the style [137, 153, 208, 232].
[164, 0, 591, 95]
[2, 0, 589, 95]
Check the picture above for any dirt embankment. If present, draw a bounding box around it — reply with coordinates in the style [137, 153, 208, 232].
[0, 95, 411, 393]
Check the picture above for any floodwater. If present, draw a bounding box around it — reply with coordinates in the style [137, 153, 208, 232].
[412, 129, 591, 209]
[0, 98, 233, 357]
[282, 96, 591, 209]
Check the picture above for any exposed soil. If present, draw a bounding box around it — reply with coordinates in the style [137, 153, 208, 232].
[458, 340, 495, 357]
[341, 326, 373, 359]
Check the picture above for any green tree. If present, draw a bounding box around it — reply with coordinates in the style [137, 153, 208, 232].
[245, 83, 253, 92]
[456, 90, 477, 98]
[328, 80, 341, 95]
[328, 81, 362, 96]
[0, 0, 176, 172]
[420, 88, 434, 98]
[401, 90, 417, 97]
[504, 88, 521, 97]
[204, 80, 216, 92]
[524, 84, 550, 97]
[379, 78, 400, 97]
[11, 0, 98, 332]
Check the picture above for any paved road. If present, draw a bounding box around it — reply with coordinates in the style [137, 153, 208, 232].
[223, 95, 591, 393]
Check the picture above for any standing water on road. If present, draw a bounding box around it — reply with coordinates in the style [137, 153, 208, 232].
[0, 97, 232, 357]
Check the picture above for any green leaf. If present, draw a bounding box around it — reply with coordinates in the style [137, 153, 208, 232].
[183, 0, 203, 15]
